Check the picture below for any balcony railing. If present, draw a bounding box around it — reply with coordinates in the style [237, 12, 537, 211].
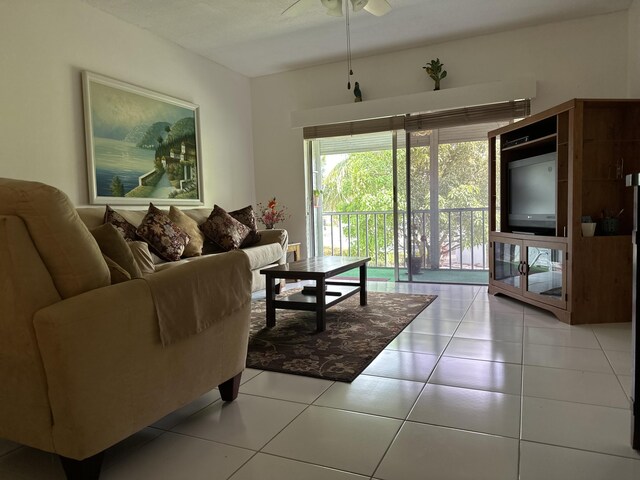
[321, 207, 489, 271]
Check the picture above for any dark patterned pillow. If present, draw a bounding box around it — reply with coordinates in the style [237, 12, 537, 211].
[136, 203, 190, 262]
[229, 205, 262, 247]
[104, 205, 138, 241]
[200, 205, 250, 251]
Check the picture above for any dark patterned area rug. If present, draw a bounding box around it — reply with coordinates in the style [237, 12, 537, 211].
[246, 290, 437, 382]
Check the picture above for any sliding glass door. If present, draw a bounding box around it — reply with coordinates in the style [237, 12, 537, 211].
[403, 123, 503, 284]
[307, 131, 403, 282]
[307, 121, 510, 285]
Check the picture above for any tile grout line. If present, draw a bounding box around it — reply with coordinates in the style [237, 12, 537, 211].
[518, 319, 638, 475]
[517, 304, 526, 480]
[245, 281, 477, 479]
[369, 285, 479, 479]
[589, 326, 633, 408]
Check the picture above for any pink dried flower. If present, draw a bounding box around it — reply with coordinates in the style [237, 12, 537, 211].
[257, 197, 289, 228]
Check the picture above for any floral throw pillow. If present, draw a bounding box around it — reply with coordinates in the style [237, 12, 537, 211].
[104, 205, 138, 241]
[200, 205, 250, 251]
[136, 203, 190, 262]
[229, 205, 261, 247]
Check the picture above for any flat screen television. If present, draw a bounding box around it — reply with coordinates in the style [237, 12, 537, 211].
[508, 152, 556, 233]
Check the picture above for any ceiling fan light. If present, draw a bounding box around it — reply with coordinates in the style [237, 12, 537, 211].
[350, 0, 368, 12]
[321, 0, 342, 12]
[363, 0, 391, 16]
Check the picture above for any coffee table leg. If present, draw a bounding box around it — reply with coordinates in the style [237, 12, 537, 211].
[266, 275, 276, 328]
[316, 278, 326, 332]
[360, 263, 367, 306]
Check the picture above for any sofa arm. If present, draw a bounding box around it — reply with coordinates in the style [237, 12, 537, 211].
[253, 229, 288, 265]
[32, 256, 252, 460]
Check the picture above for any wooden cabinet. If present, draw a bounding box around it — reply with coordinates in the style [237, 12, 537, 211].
[490, 233, 568, 321]
[488, 99, 640, 324]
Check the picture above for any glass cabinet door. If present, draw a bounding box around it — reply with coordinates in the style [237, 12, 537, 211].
[524, 243, 566, 307]
[493, 240, 522, 291]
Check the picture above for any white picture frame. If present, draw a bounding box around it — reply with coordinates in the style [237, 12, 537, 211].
[82, 71, 204, 205]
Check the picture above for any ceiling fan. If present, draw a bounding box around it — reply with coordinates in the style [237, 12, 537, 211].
[282, 0, 392, 17]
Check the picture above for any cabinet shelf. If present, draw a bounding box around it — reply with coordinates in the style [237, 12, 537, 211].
[501, 133, 557, 152]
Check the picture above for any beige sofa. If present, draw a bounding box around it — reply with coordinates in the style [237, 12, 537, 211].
[0, 178, 266, 478]
[77, 207, 288, 293]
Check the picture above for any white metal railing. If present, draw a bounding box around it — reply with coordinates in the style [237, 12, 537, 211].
[321, 207, 489, 270]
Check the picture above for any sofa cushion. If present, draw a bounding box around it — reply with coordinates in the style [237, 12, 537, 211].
[242, 242, 284, 270]
[200, 205, 250, 251]
[181, 207, 211, 225]
[127, 241, 156, 275]
[0, 178, 110, 298]
[104, 206, 138, 241]
[153, 257, 192, 272]
[102, 254, 131, 284]
[90, 223, 142, 279]
[136, 204, 190, 262]
[169, 206, 204, 257]
[229, 205, 261, 248]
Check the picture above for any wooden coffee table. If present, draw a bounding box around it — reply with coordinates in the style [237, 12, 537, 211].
[260, 256, 370, 332]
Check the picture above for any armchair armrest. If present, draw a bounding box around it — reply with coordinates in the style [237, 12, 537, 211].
[32, 254, 252, 460]
[254, 229, 288, 265]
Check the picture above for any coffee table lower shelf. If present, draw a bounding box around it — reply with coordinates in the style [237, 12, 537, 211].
[273, 282, 361, 310]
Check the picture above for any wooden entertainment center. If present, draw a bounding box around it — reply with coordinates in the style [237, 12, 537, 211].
[488, 99, 640, 324]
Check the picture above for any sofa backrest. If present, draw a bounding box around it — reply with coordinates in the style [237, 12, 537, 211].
[0, 178, 110, 299]
[76, 206, 212, 229]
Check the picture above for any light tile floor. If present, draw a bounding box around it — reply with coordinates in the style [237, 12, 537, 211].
[1, 282, 639, 479]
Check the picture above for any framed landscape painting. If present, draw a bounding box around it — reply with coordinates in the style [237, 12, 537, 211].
[82, 71, 203, 205]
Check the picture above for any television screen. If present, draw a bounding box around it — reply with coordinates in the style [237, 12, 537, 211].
[508, 152, 556, 231]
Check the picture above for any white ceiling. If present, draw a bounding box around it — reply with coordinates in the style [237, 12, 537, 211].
[82, 0, 632, 77]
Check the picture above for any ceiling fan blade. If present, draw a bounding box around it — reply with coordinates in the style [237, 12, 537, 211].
[351, 0, 368, 12]
[281, 0, 314, 16]
[364, 0, 391, 16]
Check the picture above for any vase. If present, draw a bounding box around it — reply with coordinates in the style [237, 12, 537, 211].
[406, 256, 422, 274]
[265, 225, 274, 230]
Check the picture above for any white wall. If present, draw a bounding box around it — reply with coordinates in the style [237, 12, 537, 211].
[251, 12, 629, 254]
[0, 0, 255, 209]
[630, 0, 640, 96]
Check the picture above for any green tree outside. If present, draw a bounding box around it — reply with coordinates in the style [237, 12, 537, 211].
[321, 139, 488, 268]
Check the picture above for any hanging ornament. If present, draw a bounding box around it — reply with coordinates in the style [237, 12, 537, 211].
[346, 2, 353, 89]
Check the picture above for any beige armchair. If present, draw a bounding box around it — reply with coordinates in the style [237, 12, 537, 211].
[0, 178, 253, 479]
